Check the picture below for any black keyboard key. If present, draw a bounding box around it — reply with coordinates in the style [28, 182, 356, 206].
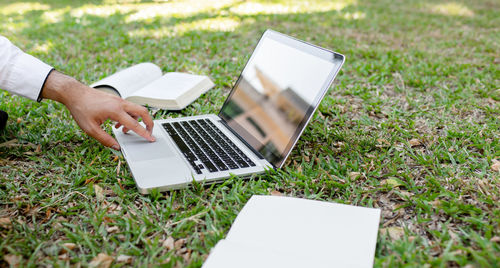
[170, 134, 193, 159]
[202, 159, 218, 172]
[227, 162, 239, 169]
[188, 161, 202, 174]
[237, 160, 250, 168]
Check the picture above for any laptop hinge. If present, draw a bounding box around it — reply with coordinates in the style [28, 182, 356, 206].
[218, 119, 265, 160]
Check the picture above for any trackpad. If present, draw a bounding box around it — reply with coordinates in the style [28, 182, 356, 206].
[122, 136, 176, 162]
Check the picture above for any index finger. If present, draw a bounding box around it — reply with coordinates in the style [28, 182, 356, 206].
[115, 112, 156, 142]
[124, 102, 154, 134]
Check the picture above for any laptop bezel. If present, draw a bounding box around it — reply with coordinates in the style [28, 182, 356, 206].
[218, 29, 345, 168]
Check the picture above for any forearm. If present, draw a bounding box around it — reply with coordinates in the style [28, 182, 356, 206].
[40, 70, 87, 106]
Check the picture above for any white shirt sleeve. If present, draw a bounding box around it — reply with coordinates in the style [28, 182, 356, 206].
[0, 35, 54, 101]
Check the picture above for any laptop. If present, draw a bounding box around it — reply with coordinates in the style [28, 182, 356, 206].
[113, 29, 345, 194]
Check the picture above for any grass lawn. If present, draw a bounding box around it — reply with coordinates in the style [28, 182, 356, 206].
[1, 0, 499, 266]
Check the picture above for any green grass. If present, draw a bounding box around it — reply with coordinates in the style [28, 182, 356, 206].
[1, 0, 499, 266]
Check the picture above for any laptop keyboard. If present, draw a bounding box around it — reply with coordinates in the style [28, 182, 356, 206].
[162, 119, 256, 174]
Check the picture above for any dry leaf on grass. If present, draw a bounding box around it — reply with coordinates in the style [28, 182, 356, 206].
[0, 139, 17, 148]
[270, 190, 282, 196]
[116, 255, 133, 264]
[3, 254, 21, 267]
[89, 253, 114, 268]
[430, 200, 441, 207]
[163, 236, 175, 251]
[490, 236, 500, 243]
[58, 253, 70, 261]
[376, 138, 390, 147]
[380, 226, 405, 240]
[381, 178, 403, 188]
[409, 138, 421, 147]
[491, 159, 500, 172]
[94, 185, 104, 202]
[349, 172, 361, 181]
[0, 217, 12, 228]
[429, 243, 442, 256]
[297, 166, 302, 173]
[448, 230, 459, 241]
[182, 250, 192, 262]
[60, 243, 76, 254]
[398, 191, 414, 198]
[103, 216, 114, 224]
[174, 238, 186, 249]
[178, 247, 188, 254]
[451, 249, 466, 256]
[106, 226, 120, 233]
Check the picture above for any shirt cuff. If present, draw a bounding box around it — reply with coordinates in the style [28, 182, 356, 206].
[37, 68, 55, 102]
[8, 52, 53, 101]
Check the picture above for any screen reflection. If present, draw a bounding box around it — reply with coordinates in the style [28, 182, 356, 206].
[220, 36, 340, 167]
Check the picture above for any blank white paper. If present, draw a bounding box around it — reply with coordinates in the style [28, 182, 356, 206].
[203, 195, 381, 268]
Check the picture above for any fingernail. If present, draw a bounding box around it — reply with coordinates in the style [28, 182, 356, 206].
[111, 145, 120, 150]
[150, 135, 156, 142]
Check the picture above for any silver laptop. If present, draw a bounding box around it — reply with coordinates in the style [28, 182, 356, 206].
[113, 29, 345, 194]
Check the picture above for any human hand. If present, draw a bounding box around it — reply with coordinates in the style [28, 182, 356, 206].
[41, 71, 155, 150]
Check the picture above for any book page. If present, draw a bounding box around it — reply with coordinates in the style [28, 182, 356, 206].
[130, 72, 206, 100]
[90, 62, 162, 99]
[221, 195, 381, 268]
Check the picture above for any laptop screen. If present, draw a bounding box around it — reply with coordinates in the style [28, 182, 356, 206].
[219, 30, 344, 168]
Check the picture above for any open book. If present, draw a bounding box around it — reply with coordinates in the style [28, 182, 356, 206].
[203, 195, 381, 268]
[90, 63, 214, 110]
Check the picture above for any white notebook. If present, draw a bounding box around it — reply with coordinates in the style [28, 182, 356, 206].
[203, 195, 381, 268]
